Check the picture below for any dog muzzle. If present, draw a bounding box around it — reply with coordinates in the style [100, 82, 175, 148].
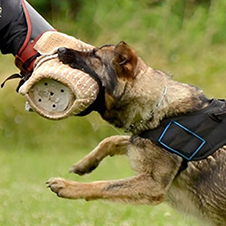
[18, 31, 100, 120]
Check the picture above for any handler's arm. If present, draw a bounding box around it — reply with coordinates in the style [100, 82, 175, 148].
[0, 0, 54, 72]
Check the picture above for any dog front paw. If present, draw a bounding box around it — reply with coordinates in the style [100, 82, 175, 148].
[47, 177, 68, 197]
[47, 177, 89, 199]
[70, 158, 99, 175]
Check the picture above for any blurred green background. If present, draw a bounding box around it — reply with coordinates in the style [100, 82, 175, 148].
[0, 0, 225, 225]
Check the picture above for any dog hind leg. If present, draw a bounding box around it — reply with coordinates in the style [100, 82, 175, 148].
[70, 135, 130, 175]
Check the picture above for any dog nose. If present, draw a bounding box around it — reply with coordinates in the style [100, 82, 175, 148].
[58, 47, 67, 54]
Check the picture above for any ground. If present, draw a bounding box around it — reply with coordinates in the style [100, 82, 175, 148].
[0, 148, 200, 226]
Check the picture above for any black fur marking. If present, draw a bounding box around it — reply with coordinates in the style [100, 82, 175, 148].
[105, 183, 125, 191]
[77, 87, 106, 116]
[102, 63, 118, 96]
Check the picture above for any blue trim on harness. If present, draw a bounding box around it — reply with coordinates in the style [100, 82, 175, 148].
[158, 121, 206, 161]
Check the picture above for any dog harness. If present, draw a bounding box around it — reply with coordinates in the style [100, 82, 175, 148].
[139, 99, 226, 161]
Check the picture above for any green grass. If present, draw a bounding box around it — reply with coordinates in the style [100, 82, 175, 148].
[0, 149, 200, 226]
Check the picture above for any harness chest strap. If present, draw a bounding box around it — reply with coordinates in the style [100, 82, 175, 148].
[139, 99, 226, 161]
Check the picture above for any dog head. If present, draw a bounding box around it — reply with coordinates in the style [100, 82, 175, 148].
[58, 41, 146, 92]
[58, 42, 157, 127]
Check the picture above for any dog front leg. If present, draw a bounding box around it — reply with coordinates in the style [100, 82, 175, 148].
[71, 135, 130, 175]
[47, 174, 165, 205]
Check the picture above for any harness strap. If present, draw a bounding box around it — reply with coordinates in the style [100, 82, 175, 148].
[1, 74, 22, 88]
[213, 112, 226, 121]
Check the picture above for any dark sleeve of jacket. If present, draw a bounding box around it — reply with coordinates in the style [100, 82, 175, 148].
[0, 0, 27, 55]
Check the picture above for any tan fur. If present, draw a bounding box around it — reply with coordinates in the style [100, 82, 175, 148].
[47, 42, 226, 226]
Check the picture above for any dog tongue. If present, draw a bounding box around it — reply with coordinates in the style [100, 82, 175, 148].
[18, 31, 99, 120]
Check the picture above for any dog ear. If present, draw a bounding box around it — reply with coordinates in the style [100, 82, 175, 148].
[113, 41, 138, 78]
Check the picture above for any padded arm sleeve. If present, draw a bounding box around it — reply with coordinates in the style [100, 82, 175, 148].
[0, 0, 27, 55]
[0, 0, 53, 56]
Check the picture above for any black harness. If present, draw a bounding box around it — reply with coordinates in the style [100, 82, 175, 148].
[139, 99, 226, 161]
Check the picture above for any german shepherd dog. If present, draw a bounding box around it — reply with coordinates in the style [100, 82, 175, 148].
[47, 42, 226, 226]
